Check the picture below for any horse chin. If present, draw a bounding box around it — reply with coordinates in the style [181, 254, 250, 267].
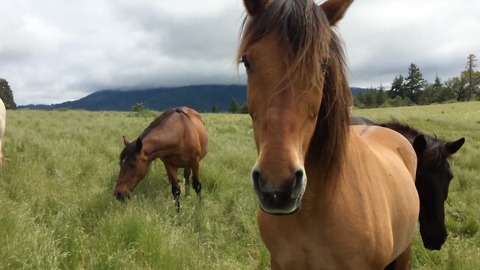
[421, 235, 446, 251]
[258, 194, 302, 215]
[422, 241, 443, 251]
[260, 205, 301, 216]
[419, 228, 447, 251]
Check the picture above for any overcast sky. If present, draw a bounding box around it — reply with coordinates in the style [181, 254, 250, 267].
[1, 0, 479, 105]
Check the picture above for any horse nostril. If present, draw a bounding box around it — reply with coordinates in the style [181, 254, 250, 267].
[294, 170, 304, 182]
[252, 169, 264, 199]
[252, 170, 260, 186]
[292, 169, 305, 198]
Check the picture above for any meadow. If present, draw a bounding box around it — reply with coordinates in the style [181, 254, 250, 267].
[0, 102, 479, 269]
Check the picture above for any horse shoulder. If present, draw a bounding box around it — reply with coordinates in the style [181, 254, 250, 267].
[350, 125, 419, 262]
[352, 125, 416, 177]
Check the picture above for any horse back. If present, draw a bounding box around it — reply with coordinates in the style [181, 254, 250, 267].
[178, 107, 208, 160]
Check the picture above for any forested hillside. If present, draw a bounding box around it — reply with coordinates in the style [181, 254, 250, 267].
[19, 85, 248, 112]
[18, 84, 369, 112]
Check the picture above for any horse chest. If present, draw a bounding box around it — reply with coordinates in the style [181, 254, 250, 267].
[258, 207, 388, 269]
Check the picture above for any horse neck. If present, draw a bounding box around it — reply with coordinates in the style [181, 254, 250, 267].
[140, 127, 177, 162]
[304, 104, 350, 188]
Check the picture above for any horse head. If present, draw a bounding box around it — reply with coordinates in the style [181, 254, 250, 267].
[114, 136, 150, 201]
[238, 0, 352, 214]
[414, 135, 465, 250]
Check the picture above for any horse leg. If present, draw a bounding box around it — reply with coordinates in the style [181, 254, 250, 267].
[384, 244, 412, 270]
[165, 164, 181, 211]
[384, 260, 396, 270]
[184, 167, 191, 196]
[191, 159, 202, 198]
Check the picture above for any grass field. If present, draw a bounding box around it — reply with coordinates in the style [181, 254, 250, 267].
[0, 102, 479, 269]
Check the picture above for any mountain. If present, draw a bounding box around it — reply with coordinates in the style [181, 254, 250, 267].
[20, 85, 247, 112]
[19, 85, 369, 112]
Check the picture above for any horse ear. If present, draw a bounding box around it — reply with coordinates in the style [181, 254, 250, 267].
[123, 136, 130, 146]
[445, 137, 465, 155]
[320, 0, 354, 25]
[243, 0, 269, 16]
[135, 138, 143, 152]
[412, 135, 427, 157]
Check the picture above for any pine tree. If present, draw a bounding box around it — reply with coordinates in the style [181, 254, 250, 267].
[376, 85, 388, 107]
[0, 78, 17, 109]
[404, 63, 426, 104]
[431, 75, 444, 102]
[229, 98, 240, 113]
[465, 54, 478, 100]
[389, 75, 405, 99]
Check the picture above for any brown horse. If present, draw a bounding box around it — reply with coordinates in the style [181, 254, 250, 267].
[352, 117, 465, 250]
[237, 0, 419, 269]
[114, 107, 208, 210]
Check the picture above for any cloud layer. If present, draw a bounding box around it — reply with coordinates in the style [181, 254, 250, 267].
[1, 0, 478, 105]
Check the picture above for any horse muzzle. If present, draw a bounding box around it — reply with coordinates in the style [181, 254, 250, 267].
[252, 167, 306, 215]
[114, 190, 131, 201]
[420, 231, 447, 251]
[419, 223, 447, 250]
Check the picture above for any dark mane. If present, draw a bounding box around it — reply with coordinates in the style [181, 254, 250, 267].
[380, 120, 449, 168]
[237, 0, 352, 179]
[140, 108, 187, 139]
[380, 121, 422, 142]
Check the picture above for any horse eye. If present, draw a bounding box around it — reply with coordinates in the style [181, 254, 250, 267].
[240, 55, 251, 73]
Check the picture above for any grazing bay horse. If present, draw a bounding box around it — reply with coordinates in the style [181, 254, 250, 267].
[238, 0, 419, 269]
[114, 107, 208, 210]
[0, 98, 5, 166]
[352, 116, 465, 250]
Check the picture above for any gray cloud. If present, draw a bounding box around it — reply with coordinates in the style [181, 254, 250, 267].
[0, 0, 478, 105]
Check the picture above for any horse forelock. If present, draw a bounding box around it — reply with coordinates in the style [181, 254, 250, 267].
[424, 139, 449, 169]
[119, 142, 136, 164]
[238, 0, 352, 179]
[238, 0, 332, 90]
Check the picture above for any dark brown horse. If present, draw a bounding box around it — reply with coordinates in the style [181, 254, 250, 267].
[238, 0, 419, 268]
[352, 117, 465, 250]
[114, 107, 208, 210]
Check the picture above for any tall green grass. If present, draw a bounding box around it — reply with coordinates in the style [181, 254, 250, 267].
[0, 102, 478, 269]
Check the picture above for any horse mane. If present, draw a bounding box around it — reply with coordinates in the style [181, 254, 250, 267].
[139, 107, 188, 139]
[237, 0, 352, 180]
[380, 120, 422, 142]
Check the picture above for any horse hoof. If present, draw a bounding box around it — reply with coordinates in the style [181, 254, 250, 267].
[175, 200, 180, 212]
[193, 182, 202, 195]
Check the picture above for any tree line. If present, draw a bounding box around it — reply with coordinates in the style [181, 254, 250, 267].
[0, 78, 17, 109]
[354, 54, 479, 108]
